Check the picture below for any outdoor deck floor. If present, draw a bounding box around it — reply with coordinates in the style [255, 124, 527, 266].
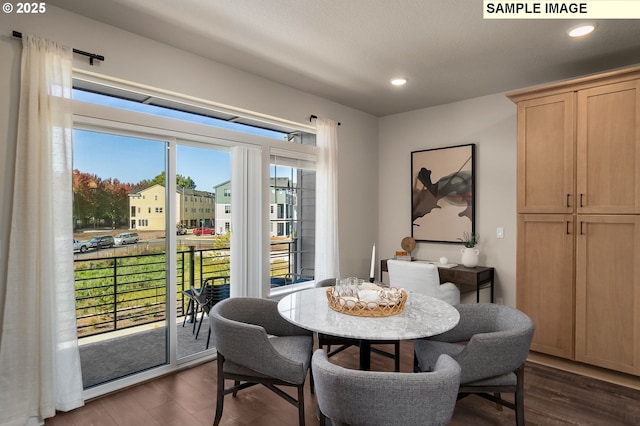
[79, 314, 213, 388]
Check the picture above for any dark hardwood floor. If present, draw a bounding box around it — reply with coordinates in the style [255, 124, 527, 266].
[46, 340, 640, 425]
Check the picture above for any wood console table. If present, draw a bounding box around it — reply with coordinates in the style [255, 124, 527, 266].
[380, 259, 495, 303]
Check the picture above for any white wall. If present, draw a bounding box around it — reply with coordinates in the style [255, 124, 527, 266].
[378, 94, 518, 305]
[0, 6, 379, 298]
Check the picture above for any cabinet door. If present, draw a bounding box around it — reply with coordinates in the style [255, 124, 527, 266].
[577, 80, 640, 213]
[575, 215, 640, 374]
[517, 93, 575, 213]
[517, 214, 575, 358]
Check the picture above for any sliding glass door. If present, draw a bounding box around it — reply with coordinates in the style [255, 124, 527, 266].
[175, 142, 230, 359]
[73, 129, 169, 388]
[70, 81, 316, 395]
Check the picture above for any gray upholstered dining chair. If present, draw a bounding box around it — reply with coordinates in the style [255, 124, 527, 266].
[209, 297, 314, 426]
[312, 349, 461, 426]
[387, 259, 460, 305]
[315, 278, 400, 371]
[413, 303, 534, 426]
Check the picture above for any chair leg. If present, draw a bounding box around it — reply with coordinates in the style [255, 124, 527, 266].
[182, 299, 193, 327]
[214, 355, 225, 426]
[206, 325, 211, 349]
[319, 409, 328, 426]
[196, 310, 205, 339]
[394, 341, 400, 372]
[192, 303, 200, 334]
[494, 393, 503, 411]
[297, 384, 305, 426]
[515, 364, 525, 426]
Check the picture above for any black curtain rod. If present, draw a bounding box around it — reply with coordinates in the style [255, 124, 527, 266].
[310, 114, 341, 126]
[12, 31, 105, 65]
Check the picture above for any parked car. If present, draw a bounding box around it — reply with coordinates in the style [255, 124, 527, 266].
[114, 232, 139, 245]
[73, 239, 89, 253]
[193, 227, 215, 236]
[88, 235, 115, 249]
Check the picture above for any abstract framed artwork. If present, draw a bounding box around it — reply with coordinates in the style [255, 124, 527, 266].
[411, 143, 475, 243]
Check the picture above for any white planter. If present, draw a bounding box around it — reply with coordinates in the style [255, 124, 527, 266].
[460, 247, 480, 267]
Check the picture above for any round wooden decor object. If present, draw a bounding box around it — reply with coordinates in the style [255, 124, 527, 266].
[401, 236, 416, 253]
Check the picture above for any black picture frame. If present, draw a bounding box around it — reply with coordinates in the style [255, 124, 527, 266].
[411, 143, 475, 243]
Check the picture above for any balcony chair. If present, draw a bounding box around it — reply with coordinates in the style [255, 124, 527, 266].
[197, 281, 230, 348]
[209, 297, 314, 426]
[386, 259, 460, 305]
[181, 284, 202, 333]
[182, 278, 230, 348]
[315, 278, 401, 371]
[312, 349, 461, 426]
[413, 303, 534, 426]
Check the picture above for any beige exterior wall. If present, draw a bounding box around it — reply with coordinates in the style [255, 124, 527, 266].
[180, 189, 215, 228]
[130, 185, 215, 231]
[129, 185, 167, 231]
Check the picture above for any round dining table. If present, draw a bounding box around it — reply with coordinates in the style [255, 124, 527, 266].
[277, 286, 460, 370]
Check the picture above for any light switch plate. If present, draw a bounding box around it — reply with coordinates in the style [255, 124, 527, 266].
[496, 227, 504, 239]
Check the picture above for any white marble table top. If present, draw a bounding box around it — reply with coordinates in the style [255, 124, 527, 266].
[277, 287, 460, 341]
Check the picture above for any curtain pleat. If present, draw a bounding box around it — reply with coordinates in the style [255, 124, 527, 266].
[0, 34, 84, 426]
[314, 118, 340, 280]
[230, 146, 263, 297]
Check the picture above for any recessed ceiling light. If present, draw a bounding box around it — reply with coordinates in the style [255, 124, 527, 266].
[568, 24, 596, 37]
[391, 78, 407, 86]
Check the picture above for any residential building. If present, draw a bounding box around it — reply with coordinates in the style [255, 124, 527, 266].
[213, 180, 231, 234]
[128, 184, 215, 231]
[214, 177, 304, 238]
[178, 187, 216, 229]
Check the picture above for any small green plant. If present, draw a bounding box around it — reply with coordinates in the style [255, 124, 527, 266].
[458, 232, 480, 248]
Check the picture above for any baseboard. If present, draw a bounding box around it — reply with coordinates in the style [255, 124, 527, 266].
[527, 351, 640, 390]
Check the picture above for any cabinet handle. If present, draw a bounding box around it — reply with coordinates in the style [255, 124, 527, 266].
[566, 194, 571, 207]
[580, 193, 584, 208]
[566, 221, 571, 235]
[580, 221, 584, 235]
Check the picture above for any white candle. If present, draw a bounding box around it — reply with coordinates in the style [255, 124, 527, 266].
[369, 244, 376, 279]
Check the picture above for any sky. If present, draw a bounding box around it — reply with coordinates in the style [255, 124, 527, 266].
[72, 89, 286, 191]
[73, 129, 231, 191]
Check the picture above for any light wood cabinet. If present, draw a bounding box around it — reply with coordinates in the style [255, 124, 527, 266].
[577, 80, 640, 214]
[509, 65, 640, 376]
[517, 93, 574, 213]
[575, 215, 640, 375]
[517, 214, 574, 359]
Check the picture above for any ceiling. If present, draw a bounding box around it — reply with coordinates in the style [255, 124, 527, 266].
[47, 0, 640, 117]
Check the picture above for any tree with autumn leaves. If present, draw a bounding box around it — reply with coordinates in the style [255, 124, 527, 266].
[73, 170, 135, 229]
[72, 170, 198, 229]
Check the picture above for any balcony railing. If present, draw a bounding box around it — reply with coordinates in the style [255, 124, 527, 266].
[74, 241, 311, 338]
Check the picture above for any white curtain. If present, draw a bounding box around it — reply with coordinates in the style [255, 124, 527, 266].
[314, 118, 340, 280]
[230, 146, 263, 297]
[0, 35, 84, 426]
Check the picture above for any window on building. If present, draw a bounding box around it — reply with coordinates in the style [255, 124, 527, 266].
[224, 204, 231, 214]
